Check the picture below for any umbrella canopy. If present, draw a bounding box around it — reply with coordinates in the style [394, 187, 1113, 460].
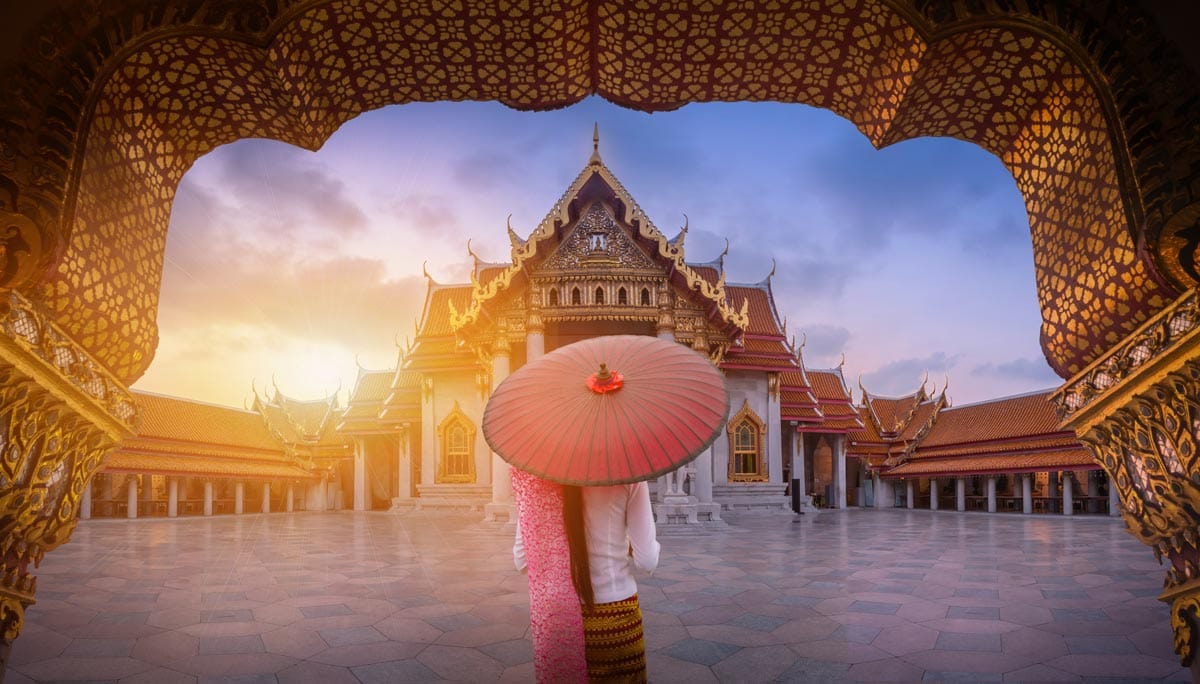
[483, 335, 729, 485]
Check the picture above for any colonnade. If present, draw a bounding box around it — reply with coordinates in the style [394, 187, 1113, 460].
[871, 470, 1119, 516]
[80, 475, 311, 519]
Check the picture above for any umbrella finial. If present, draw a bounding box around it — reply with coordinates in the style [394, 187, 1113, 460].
[587, 362, 624, 394]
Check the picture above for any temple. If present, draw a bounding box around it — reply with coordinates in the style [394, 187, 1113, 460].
[92, 138, 1117, 523]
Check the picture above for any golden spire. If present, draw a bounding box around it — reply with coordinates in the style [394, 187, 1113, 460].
[590, 123, 602, 165]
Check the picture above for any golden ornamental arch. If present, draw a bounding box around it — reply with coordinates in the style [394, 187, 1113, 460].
[0, 0, 1199, 667]
[435, 401, 476, 485]
[727, 399, 768, 483]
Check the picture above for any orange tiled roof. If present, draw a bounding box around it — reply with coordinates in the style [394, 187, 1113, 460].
[133, 391, 279, 451]
[418, 284, 473, 338]
[104, 451, 316, 480]
[808, 369, 852, 402]
[883, 448, 1099, 477]
[688, 264, 721, 288]
[914, 435, 1079, 459]
[917, 389, 1062, 447]
[727, 285, 783, 336]
[348, 370, 394, 405]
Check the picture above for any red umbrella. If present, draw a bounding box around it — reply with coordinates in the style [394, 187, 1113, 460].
[483, 335, 728, 485]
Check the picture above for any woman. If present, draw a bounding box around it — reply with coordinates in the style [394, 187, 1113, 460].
[564, 480, 660, 682]
[514, 476, 660, 682]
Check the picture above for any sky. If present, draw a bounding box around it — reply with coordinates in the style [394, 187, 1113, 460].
[133, 97, 1063, 409]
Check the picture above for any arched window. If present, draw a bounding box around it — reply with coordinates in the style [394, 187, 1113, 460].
[595, 286, 605, 304]
[618, 287, 628, 305]
[640, 287, 651, 306]
[548, 289, 559, 306]
[437, 402, 476, 483]
[572, 287, 582, 305]
[727, 400, 767, 482]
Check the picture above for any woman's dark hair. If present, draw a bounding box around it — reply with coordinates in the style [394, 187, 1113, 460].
[562, 485, 595, 609]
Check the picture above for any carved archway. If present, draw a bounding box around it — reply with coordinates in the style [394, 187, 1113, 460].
[3, 0, 1200, 666]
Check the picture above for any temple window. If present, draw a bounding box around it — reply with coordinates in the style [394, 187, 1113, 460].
[640, 287, 651, 306]
[727, 400, 767, 482]
[436, 402, 476, 483]
[572, 287, 581, 305]
[618, 287, 628, 305]
[595, 286, 605, 304]
[548, 288, 559, 306]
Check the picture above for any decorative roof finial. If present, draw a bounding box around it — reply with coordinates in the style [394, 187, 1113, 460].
[590, 123, 602, 165]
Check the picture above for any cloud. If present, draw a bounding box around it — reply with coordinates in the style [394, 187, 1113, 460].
[161, 182, 427, 353]
[453, 149, 525, 190]
[863, 352, 961, 396]
[213, 139, 368, 236]
[971, 356, 1060, 384]
[797, 324, 851, 364]
[384, 191, 463, 237]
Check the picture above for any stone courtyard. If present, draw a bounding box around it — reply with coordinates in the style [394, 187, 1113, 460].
[6, 508, 1184, 683]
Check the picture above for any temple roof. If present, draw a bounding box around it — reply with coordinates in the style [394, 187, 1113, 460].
[916, 389, 1063, 448]
[339, 367, 401, 434]
[867, 388, 1096, 478]
[446, 148, 750, 337]
[106, 392, 317, 480]
[801, 367, 864, 433]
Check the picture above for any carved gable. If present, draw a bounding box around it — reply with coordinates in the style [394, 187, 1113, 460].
[539, 203, 657, 272]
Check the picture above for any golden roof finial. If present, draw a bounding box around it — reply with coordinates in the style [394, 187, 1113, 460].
[590, 123, 602, 165]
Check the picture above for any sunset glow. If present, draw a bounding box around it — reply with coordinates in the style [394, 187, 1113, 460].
[134, 97, 1058, 408]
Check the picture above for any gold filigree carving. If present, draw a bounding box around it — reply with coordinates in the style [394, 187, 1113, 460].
[436, 402, 476, 484]
[727, 399, 768, 483]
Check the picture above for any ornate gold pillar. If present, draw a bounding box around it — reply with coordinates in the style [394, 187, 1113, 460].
[1053, 289, 1200, 668]
[0, 291, 138, 665]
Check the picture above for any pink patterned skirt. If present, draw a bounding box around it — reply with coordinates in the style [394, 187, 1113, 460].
[511, 468, 588, 683]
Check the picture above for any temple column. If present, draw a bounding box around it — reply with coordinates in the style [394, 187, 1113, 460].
[80, 480, 92, 520]
[656, 283, 675, 342]
[261, 482, 271, 514]
[791, 429, 806, 512]
[834, 435, 847, 509]
[485, 329, 514, 522]
[394, 425, 414, 505]
[353, 437, 367, 511]
[930, 478, 939, 511]
[1022, 475, 1033, 515]
[697, 446, 714, 505]
[872, 473, 883, 509]
[1062, 471, 1074, 517]
[956, 478, 966, 512]
[234, 481, 244, 515]
[420, 377, 436, 488]
[986, 477, 997, 513]
[167, 478, 178, 518]
[286, 483, 294, 512]
[527, 290, 545, 360]
[316, 479, 328, 512]
[767, 374, 783, 485]
[906, 480, 915, 509]
[203, 481, 213, 516]
[126, 475, 139, 519]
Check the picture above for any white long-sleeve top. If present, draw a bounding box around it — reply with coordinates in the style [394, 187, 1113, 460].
[513, 481, 660, 605]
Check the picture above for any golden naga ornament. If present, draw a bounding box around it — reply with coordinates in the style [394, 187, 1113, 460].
[1054, 288, 1200, 666]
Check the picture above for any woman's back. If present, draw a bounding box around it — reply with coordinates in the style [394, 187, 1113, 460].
[581, 482, 660, 605]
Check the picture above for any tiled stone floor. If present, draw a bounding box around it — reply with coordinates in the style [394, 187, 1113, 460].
[7, 508, 1186, 683]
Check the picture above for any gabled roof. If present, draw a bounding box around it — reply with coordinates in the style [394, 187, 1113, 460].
[407, 279, 476, 371]
[863, 387, 1097, 479]
[801, 366, 864, 433]
[447, 150, 750, 337]
[338, 367, 400, 434]
[720, 273, 797, 371]
[106, 391, 317, 480]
